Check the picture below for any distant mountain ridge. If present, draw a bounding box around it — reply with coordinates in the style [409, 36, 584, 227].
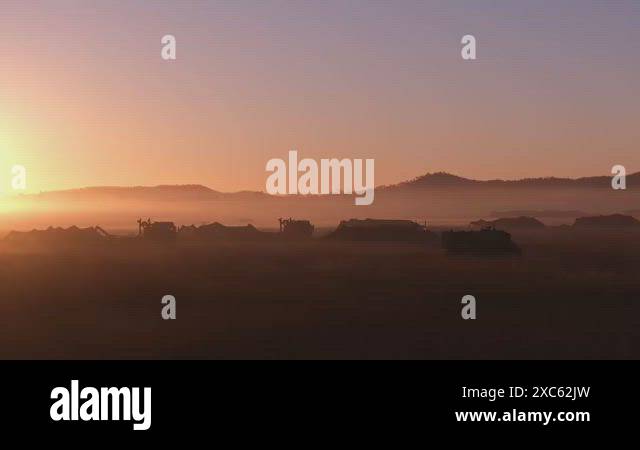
[19, 170, 640, 202]
[29, 185, 267, 201]
[381, 171, 640, 190]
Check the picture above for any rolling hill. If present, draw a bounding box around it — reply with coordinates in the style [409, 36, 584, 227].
[3, 171, 639, 231]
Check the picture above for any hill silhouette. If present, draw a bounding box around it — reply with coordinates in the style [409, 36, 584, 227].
[19, 170, 640, 201]
[4, 170, 639, 231]
[30, 185, 268, 202]
[381, 171, 640, 190]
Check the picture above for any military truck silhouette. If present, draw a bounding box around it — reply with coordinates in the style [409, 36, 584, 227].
[137, 218, 177, 241]
[4, 226, 112, 245]
[279, 218, 314, 239]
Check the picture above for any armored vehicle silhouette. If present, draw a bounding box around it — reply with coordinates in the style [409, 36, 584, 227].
[572, 214, 640, 229]
[179, 222, 268, 241]
[327, 218, 437, 242]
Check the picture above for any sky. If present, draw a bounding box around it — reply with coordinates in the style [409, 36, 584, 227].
[0, 0, 638, 193]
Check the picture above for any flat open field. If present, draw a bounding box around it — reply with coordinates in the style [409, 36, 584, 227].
[1, 229, 639, 359]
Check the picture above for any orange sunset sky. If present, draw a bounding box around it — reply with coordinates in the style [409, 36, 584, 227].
[0, 0, 638, 194]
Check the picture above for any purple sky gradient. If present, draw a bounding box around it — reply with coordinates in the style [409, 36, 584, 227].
[1, 0, 638, 192]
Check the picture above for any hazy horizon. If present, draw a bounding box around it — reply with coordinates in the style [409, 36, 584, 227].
[5, 164, 640, 197]
[2, 0, 639, 194]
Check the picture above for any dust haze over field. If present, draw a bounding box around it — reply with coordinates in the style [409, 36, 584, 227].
[1, 230, 639, 359]
[1, 0, 639, 365]
[2, 171, 639, 234]
[1, 171, 640, 359]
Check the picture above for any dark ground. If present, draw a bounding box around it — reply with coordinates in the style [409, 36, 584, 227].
[0, 229, 638, 359]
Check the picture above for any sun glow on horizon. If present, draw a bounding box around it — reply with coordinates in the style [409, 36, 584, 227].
[0, 1, 639, 193]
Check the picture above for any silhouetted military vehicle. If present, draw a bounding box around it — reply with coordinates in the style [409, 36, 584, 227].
[327, 218, 437, 242]
[442, 227, 521, 255]
[179, 222, 268, 241]
[279, 218, 314, 239]
[137, 218, 177, 241]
